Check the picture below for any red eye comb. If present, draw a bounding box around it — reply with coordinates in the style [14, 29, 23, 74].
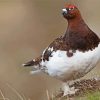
[65, 4, 77, 9]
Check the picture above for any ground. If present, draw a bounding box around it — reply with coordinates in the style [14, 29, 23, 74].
[52, 77, 100, 100]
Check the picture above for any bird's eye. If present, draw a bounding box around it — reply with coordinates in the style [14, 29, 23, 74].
[69, 7, 74, 11]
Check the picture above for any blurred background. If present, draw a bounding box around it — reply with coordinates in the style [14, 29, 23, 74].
[0, 0, 100, 100]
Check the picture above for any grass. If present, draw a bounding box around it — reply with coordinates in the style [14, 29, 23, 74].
[50, 90, 100, 100]
[0, 83, 27, 100]
[0, 78, 100, 100]
[0, 84, 99, 100]
[75, 91, 100, 100]
[85, 92, 100, 100]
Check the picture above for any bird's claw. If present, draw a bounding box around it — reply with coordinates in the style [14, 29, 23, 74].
[62, 84, 79, 96]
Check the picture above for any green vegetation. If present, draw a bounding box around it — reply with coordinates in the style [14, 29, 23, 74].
[77, 92, 100, 100]
[85, 92, 100, 100]
[52, 91, 100, 100]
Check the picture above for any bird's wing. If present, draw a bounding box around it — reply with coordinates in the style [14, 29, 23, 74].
[42, 36, 67, 61]
[22, 36, 67, 66]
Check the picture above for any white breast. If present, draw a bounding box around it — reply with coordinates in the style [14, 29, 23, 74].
[41, 44, 100, 81]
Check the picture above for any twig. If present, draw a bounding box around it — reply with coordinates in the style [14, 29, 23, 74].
[46, 89, 50, 100]
[21, 94, 27, 100]
[0, 89, 6, 100]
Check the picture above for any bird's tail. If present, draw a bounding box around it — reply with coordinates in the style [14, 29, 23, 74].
[22, 56, 42, 67]
[22, 60, 35, 67]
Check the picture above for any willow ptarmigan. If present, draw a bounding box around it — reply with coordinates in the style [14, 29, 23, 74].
[23, 4, 100, 95]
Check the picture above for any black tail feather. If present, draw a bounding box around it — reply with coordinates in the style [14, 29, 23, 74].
[22, 60, 35, 67]
[23, 56, 41, 67]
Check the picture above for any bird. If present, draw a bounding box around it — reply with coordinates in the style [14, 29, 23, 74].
[23, 4, 100, 95]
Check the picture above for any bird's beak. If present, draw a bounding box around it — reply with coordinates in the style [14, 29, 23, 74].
[62, 8, 68, 15]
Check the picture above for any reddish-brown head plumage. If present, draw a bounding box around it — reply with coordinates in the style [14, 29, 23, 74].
[65, 4, 77, 9]
[62, 4, 100, 52]
[62, 4, 80, 20]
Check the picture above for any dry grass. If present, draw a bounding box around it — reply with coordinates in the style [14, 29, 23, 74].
[0, 78, 100, 100]
[46, 89, 51, 100]
[6, 83, 24, 100]
[0, 89, 8, 100]
[0, 83, 28, 100]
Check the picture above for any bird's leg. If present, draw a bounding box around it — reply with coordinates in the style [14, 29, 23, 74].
[62, 80, 79, 96]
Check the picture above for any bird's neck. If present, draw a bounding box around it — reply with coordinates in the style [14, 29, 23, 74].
[64, 16, 89, 38]
[62, 16, 100, 51]
[68, 16, 86, 32]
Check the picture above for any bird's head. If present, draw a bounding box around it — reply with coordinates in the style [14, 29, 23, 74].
[62, 4, 80, 20]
